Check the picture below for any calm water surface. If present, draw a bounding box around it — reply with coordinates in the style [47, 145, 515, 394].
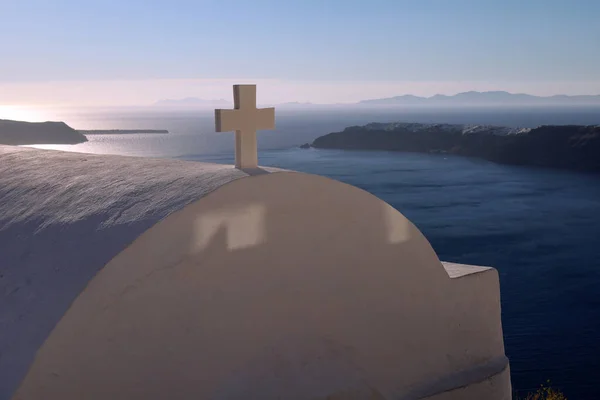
[30, 107, 600, 399]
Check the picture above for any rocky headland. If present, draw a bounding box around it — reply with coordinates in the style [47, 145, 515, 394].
[304, 122, 600, 172]
[0, 119, 87, 145]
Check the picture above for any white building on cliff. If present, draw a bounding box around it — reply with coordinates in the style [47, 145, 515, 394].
[0, 85, 511, 400]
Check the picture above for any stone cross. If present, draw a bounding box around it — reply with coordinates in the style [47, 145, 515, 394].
[215, 85, 275, 169]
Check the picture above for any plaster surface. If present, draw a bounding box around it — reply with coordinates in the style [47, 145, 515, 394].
[420, 363, 511, 400]
[6, 161, 509, 399]
[0, 145, 280, 399]
[1, 145, 510, 399]
[441, 262, 492, 278]
[215, 85, 275, 169]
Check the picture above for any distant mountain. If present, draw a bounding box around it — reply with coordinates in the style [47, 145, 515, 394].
[359, 91, 600, 106]
[155, 99, 318, 108]
[154, 98, 231, 107]
[280, 101, 314, 106]
[154, 92, 600, 108]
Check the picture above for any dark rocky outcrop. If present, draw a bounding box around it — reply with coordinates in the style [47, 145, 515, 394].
[0, 119, 87, 145]
[311, 122, 600, 172]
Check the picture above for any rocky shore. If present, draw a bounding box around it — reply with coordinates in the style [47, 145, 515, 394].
[304, 122, 600, 172]
[0, 120, 87, 145]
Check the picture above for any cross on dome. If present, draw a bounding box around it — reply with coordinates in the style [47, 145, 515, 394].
[215, 85, 275, 169]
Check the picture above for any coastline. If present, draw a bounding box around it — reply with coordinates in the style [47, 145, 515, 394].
[307, 122, 600, 173]
[0, 119, 169, 146]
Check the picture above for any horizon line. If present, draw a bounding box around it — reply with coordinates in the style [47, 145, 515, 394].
[3, 87, 600, 109]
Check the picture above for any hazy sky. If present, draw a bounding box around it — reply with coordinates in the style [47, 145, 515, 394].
[1, 0, 599, 106]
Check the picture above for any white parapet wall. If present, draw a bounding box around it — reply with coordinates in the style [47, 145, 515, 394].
[0, 145, 511, 400]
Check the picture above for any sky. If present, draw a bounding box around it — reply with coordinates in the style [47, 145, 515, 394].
[1, 0, 600, 106]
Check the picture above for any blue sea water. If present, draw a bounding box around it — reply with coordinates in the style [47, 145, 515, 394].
[31, 106, 600, 399]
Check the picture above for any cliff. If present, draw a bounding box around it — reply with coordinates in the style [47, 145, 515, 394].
[0, 119, 87, 145]
[310, 122, 600, 172]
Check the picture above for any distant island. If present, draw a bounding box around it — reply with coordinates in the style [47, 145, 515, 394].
[0, 119, 169, 145]
[154, 98, 231, 107]
[358, 91, 600, 106]
[304, 122, 600, 172]
[151, 91, 600, 108]
[78, 129, 169, 135]
[280, 102, 315, 106]
[0, 119, 87, 145]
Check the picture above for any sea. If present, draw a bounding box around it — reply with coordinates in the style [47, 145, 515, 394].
[29, 105, 600, 399]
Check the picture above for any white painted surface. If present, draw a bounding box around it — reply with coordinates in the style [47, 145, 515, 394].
[215, 85, 275, 169]
[1, 145, 510, 400]
[0, 145, 279, 399]
[442, 261, 492, 278]
[8, 166, 508, 399]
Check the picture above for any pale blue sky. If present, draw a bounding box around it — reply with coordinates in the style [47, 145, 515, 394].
[1, 0, 599, 105]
